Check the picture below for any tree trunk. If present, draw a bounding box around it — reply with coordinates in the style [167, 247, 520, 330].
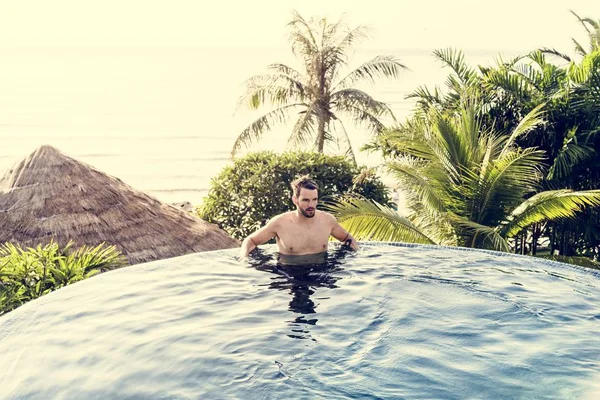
[316, 117, 326, 152]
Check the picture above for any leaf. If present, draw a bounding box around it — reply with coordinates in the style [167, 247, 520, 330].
[499, 190, 600, 237]
[448, 213, 510, 251]
[232, 103, 306, 157]
[547, 127, 595, 180]
[335, 56, 407, 89]
[500, 103, 546, 155]
[323, 195, 436, 244]
[433, 48, 479, 86]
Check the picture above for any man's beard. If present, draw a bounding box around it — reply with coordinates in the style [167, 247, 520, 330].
[299, 207, 315, 218]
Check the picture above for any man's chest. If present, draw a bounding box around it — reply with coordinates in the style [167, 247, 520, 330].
[276, 223, 331, 253]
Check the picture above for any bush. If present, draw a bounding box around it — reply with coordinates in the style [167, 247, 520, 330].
[0, 241, 127, 315]
[198, 151, 392, 240]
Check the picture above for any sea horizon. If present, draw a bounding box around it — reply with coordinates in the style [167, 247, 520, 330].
[0, 45, 523, 205]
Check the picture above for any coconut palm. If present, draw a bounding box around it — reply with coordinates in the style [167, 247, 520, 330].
[408, 47, 596, 184]
[326, 103, 600, 251]
[232, 11, 406, 158]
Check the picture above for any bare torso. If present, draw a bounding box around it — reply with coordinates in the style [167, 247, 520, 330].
[274, 210, 334, 255]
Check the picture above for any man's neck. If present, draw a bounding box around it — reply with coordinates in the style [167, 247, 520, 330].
[294, 210, 317, 223]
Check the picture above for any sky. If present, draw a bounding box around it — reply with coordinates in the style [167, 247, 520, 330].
[1, 0, 599, 51]
[1, 1, 600, 201]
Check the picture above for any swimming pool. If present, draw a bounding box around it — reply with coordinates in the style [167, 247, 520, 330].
[1, 243, 599, 399]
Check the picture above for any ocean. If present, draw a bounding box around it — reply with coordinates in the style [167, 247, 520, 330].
[0, 46, 521, 205]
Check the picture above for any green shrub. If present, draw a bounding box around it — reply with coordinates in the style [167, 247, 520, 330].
[198, 151, 392, 240]
[0, 241, 127, 315]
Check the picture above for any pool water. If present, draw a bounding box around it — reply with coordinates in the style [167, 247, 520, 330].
[1, 243, 599, 399]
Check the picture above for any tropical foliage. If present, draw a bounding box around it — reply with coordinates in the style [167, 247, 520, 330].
[326, 11, 600, 262]
[327, 102, 600, 252]
[197, 151, 392, 240]
[233, 10, 405, 159]
[0, 241, 127, 315]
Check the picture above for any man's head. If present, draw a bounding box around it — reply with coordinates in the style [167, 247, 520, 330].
[291, 175, 319, 218]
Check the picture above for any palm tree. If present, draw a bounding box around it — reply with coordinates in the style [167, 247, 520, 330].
[407, 47, 595, 185]
[232, 11, 406, 158]
[326, 103, 600, 252]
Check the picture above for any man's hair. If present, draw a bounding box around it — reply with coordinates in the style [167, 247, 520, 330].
[290, 175, 319, 197]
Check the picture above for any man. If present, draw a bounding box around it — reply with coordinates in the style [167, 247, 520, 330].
[238, 175, 359, 261]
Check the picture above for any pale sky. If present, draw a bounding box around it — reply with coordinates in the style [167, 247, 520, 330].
[1, 0, 600, 201]
[1, 0, 599, 52]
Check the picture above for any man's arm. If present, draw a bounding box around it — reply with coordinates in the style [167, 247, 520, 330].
[330, 215, 359, 250]
[238, 218, 279, 260]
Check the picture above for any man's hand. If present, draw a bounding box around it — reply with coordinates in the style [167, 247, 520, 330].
[237, 219, 278, 262]
[344, 234, 359, 251]
[348, 236, 359, 251]
[238, 236, 257, 261]
[236, 254, 248, 263]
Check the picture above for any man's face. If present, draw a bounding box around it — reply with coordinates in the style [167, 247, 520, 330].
[294, 188, 318, 218]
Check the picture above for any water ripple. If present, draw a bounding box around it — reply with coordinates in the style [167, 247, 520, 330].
[1, 243, 599, 399]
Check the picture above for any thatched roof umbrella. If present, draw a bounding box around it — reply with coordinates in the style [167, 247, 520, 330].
[0, 145, 239, 264]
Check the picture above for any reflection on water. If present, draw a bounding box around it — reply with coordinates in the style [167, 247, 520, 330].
[249, 247, 353, 341]
[1, 243, 600, 399]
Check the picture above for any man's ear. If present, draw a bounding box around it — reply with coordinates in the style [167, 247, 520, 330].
[292, 195, 297, 206]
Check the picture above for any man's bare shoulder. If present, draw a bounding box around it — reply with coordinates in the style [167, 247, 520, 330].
[267, 212, 294, 226]
[316, 210, 337, 221]
[317, 210, 335, 219]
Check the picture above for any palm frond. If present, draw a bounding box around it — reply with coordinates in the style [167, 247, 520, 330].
[287, 10, 319, 58]
[238, 73, 308, 110]
[547, 143, 595, 180]
[571, 10, 593, 35]
[433, 48, 479, 85]
[66, 243, 126, 274]
[321, 13, 346, 42]
[386, 161, 447, 215]
[267, 63, 305, 81]
[287, 108, 318, 148]
[510, 63, 546, 92]
[458, 105, 482, 156]
[539, 47, 572, 62]
[323, 24, 371, 84]
[374, 129, 437, 161]
[406, 85, 443, 110]
[547, 127, 596, 180]
[232, 104, 305, 157]
[323, 196, 436, 244]
[487, 147, 545, 193]
[332, 118, 357, 165]
[430, 113, 470, 178]
[473, 147, 547, 224]
[483, 68, 533, 98]
[572, 38, 588, 57]
[334, 24, 369, 52]
[449, 213, 510, 251]
[404, 203, 457, 246]
[332, 88, 393, 117]
[333, 101, 387, 133]
[334, 55, 407, 90]
[500, 103, 546, 155]
[499, 190, 600, 237]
